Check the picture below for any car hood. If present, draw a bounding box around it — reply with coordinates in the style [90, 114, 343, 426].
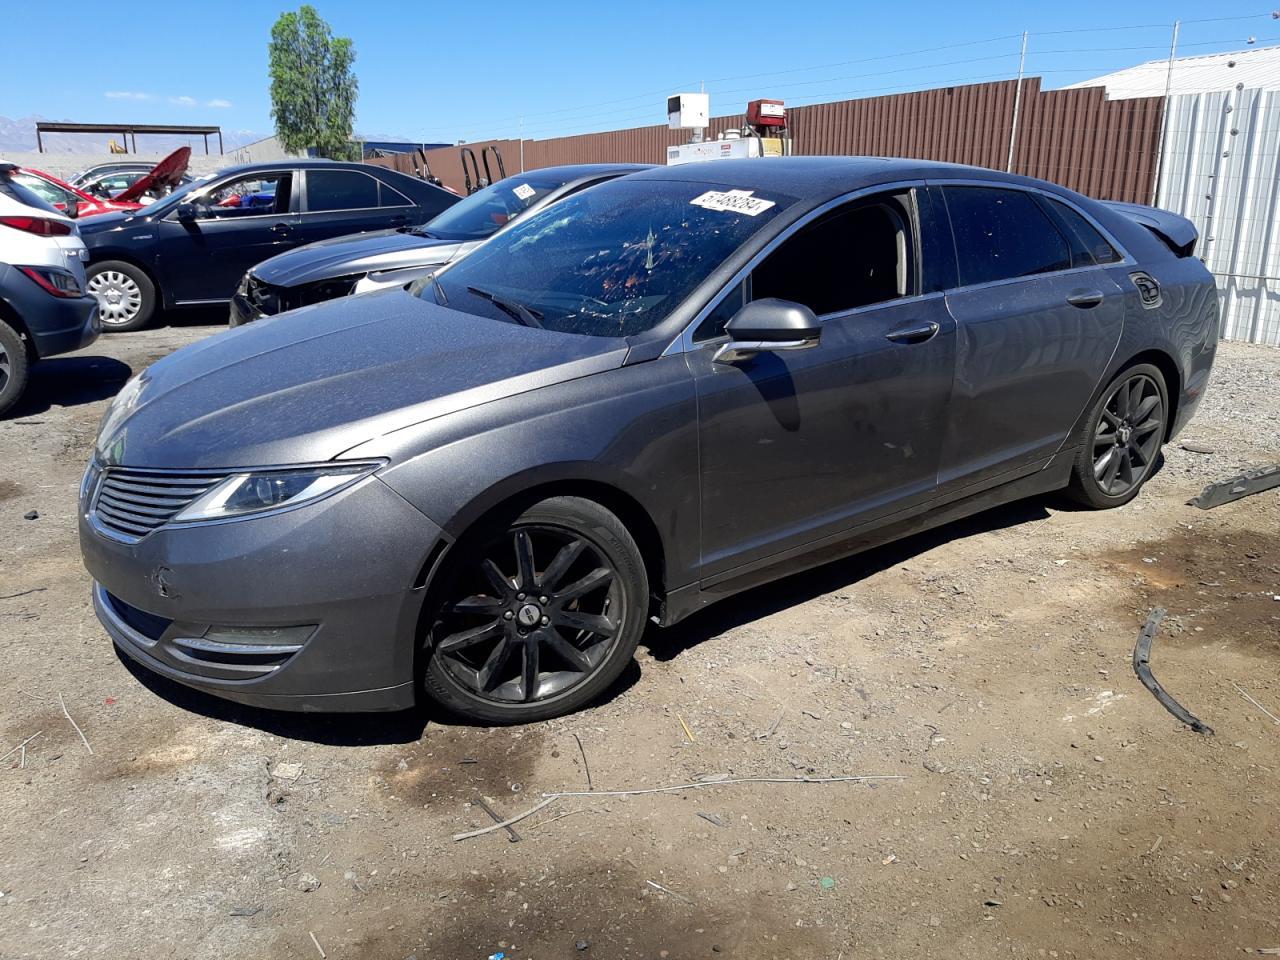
[95, 288, 628, 469]
[76, 210, 147, 235]
[252, 230, 468, 287]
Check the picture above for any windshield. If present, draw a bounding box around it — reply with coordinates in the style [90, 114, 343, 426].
[426, 178, 794, 338]
[419, 173, 573, 241]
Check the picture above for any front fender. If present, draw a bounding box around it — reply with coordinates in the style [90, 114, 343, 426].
[344, 355, 702, 592]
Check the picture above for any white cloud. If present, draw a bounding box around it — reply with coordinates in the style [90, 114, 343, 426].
[105, 91, 153, 101]
[169, 95, 198, 107]
[206, 98, 233, 109]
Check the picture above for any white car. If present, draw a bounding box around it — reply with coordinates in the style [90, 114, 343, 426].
[0, 162, 100, 415]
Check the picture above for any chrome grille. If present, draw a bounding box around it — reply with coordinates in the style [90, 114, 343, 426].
[92, 468, 228, 540]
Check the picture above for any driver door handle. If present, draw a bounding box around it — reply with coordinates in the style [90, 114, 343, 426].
[885, 320, 940, 345]
[1066, 288, 1105, 308]
[270, 223, 292, 235]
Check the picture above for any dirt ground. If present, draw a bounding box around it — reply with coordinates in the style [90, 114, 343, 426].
[1, 321, 1278, 960]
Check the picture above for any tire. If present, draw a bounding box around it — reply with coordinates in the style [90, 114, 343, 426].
[423, 496, 648, 724]
[0, 320, 30, 417]
[86, 261, 156, 332]
[1066, 363, 1168, 509]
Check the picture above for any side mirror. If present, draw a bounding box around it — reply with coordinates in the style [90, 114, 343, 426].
[63, 199, 78, 219]
[713, 298, 822, 364]
[176, 202, 197, 220]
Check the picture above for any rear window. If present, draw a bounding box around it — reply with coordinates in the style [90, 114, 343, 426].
[944, 186, 1072, 287]
[306, 169, 380, 212]
[0, 174, 60, 213]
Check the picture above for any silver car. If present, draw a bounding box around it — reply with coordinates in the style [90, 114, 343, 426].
[229, 163, 649, 325]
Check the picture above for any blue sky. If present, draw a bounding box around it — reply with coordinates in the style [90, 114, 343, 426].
[3, 1, 1276, 144]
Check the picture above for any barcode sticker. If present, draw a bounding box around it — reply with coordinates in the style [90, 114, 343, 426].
[690, 189, 776, 216]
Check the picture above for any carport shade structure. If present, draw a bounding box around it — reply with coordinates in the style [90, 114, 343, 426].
[35, 123, 223, 155]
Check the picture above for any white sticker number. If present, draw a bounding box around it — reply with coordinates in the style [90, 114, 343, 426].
[512, 183, 536, 201]
[689, 189, 776, 216]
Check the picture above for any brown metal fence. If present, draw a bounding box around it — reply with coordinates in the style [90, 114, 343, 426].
[369, 77, 1163, 203]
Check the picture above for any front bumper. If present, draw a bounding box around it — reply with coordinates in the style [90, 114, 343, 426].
[228, 293, 264, 327]
[80, 475, 444, 712]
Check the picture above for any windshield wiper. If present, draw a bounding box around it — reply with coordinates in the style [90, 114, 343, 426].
[466, 285, 544, 328]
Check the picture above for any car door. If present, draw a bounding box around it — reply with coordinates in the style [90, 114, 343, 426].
[686, 187, 957, 578]
[933, 183, 1127, 493]
[156, 170, 299, 303]
[294, 168, 413, 247]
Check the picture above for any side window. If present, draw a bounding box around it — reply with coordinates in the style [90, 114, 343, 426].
[693, 279, 748, 342]
[751, 193, 916, 316]
[199, 173, 292, 217]
[306, 170, 380, 212]
[1038, 196, 1121, 267]
[944, 186, 1072, 286]
[379, 180, 412, 208]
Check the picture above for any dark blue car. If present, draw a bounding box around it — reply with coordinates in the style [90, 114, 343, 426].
[77, 160, 458, 331]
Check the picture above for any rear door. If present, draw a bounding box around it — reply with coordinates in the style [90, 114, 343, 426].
[294, 168, 414, 247]
[935, 183, 1126, 492]
[157, 170, 299, 303]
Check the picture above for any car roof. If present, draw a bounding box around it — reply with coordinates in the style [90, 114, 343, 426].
[209, 159, 402, 177]
[520, 163, 652, 180]
[628, 156, 1064, 203]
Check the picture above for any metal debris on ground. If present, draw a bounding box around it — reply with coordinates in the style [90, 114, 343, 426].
[1231, 681, 1280, 726]
[1180, 440, 1215, 454]
[476, 796, 522, 842]
[1188, 463, 1280, 509]
[696, 811, 727, 828]
[646, 879, 693, 903]
[755, 708, 785, 740]
[1132, 608, 1214, 735]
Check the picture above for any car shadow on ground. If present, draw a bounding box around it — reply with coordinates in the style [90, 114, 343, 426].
[7, 355, 134, 418]
[117, 496, 1053, 745]
[643, 496, 1054, 662]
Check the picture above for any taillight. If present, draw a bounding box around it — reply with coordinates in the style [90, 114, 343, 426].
[17, 266, 83, 298]
[0, 215, 73, 236]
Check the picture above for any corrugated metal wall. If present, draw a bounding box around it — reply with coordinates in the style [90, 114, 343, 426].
[1158, 87, 1280, 346]
[370, 77, 1163, 203]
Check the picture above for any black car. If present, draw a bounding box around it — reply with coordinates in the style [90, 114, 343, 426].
[77, 160, 458, 331]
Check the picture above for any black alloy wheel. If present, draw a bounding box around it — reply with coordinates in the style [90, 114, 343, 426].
[1069, 363, 1167, 508]
[424, 497, 646, 723]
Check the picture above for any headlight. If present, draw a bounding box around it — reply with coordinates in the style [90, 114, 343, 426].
[171, 461, 383, 523]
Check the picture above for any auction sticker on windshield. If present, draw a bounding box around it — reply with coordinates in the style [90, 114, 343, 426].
[512, 183, 536, 201]
[690, 189, 776, 216]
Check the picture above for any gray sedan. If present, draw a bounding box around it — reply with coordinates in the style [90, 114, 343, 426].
[79, 157, 1218, 724]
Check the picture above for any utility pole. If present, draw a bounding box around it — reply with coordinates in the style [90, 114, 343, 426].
[1150, 20, 1181, 205]
[519, 116, 525, 173]
[1006, 31, 1029, 173]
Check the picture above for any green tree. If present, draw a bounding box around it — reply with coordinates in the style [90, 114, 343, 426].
[268, 6, 358, 160]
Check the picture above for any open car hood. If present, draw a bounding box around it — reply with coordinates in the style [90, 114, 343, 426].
[114, 147, 191, 203]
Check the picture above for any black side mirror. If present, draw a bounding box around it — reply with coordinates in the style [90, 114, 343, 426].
[176, 202, 197, 220]
[714, 298, 821, 364]
[64, 199, 78, 219]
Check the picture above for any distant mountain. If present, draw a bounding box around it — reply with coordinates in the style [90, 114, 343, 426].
[0, 115, 266, 155]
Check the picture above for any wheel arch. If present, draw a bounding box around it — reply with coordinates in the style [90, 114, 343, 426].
[86, 252, 164, 305]
[0, 294, 38, 361]
[1113, 348, 1182, 441]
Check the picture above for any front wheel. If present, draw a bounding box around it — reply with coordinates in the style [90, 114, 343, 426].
[86, 261, 155, 332]
[1067, 363, 1168, 509]
[423, 496, 648, 724]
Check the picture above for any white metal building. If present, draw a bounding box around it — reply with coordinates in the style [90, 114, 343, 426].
[1074, 46, 1280, 346]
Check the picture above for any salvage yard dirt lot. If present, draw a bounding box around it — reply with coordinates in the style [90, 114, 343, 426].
[1, 324, 1278, 960]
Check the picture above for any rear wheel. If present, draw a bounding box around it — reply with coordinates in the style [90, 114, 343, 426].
[1067, 363, 1167, 509]
[87, 261, 155, 332]
[423, 496, 647, 724]
[0, 320, 30, 417]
